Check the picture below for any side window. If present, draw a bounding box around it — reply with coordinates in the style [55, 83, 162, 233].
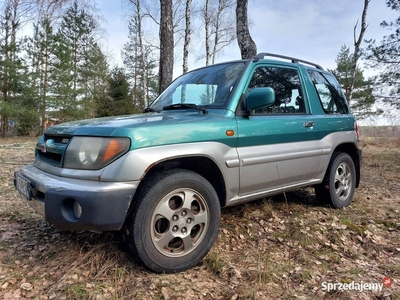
[248, 66, 306, 115]
[308, 70, 349, 114]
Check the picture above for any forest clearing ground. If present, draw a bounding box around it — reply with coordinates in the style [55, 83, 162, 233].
[0, 135, 399, 299]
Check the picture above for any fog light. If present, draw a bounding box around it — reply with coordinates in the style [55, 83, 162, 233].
[73, 200, 82, 219]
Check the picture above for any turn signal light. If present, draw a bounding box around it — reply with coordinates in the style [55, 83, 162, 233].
[226, 130, 235, 136]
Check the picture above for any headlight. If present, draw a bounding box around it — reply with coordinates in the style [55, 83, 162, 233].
[64, 137, 130, 170]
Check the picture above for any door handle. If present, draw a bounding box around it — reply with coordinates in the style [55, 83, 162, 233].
[304, 121, 315, 128]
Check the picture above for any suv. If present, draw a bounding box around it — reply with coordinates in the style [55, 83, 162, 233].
[14, 53, 361, 273]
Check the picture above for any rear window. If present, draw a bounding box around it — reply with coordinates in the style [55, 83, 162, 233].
[308, 70, 349, 114]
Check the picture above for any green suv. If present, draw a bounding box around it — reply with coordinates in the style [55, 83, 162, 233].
[14, 53, 362, 273]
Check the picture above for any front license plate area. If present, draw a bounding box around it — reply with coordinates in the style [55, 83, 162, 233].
[14, 172, 32, 200]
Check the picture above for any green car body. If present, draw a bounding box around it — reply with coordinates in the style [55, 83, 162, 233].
[15, 53, 362, 273]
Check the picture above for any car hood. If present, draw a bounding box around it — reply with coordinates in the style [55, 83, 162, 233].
[44, 111, 237, 149]
[45, 112, 191, 136]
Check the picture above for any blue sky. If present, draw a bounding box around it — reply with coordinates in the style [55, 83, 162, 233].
[97, 0, 397, 76]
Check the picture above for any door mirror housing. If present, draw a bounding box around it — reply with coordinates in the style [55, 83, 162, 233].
[246, 87, 275, 110]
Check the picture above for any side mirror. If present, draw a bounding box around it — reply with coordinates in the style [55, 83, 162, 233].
[246, 87, 275, 110]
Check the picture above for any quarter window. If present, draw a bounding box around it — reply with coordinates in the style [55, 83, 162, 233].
[308, 70, 349, 114]
[248, 66, 306, 114]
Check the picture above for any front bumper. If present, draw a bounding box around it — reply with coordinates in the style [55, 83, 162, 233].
[15, 164, 139, 232]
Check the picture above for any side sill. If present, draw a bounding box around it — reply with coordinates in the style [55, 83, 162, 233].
[225, 179, 321, 207]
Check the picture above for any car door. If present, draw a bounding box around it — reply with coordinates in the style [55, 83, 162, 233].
[236, 64, 321, 196]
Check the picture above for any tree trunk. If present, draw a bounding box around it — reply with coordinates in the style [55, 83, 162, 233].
[158, 0, 174, 94]
[133, 39, 138, 109]
[136, 0, 148, 107]
[201, 0, 235, 66]
[204, 0, 210, 65]
[211, 0, 223, 65]
[1, 3, 11, 138]
[236, 0, 257, 59]
[348, 0, 369, 103]
[182, 0, 192, 73]
[41, 44, 49, 134]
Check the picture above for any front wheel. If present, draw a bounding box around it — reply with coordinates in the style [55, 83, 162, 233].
[315, 152, 356, 208]
[124, 169, 221, 273]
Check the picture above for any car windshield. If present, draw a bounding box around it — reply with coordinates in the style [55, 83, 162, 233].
[149, 62, 246, 111]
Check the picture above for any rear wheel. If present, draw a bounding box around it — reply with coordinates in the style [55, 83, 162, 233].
[124, 169, 220, 273]
[315, 152, 356, 208]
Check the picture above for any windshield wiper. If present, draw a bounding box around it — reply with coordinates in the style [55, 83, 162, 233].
[163, 103, 208, 114]
[143, 107, 160, 113]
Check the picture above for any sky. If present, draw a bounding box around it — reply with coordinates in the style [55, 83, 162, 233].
[96, 0, 397, 74]
[95, 0, 398, 125]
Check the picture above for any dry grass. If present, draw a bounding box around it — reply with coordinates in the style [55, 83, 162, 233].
[0, 135, 399, 299]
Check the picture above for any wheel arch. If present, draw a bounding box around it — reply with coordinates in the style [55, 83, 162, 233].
[136, 156, 227, 208]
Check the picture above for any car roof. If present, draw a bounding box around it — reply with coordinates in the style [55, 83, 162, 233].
[253, 53, 324, 70]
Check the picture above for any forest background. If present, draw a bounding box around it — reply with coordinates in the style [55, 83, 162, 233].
[0, 0, 399, 137]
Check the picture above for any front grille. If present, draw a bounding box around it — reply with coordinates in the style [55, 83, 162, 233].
[36, 134, 71, 166]
[38, 151, 62, 162]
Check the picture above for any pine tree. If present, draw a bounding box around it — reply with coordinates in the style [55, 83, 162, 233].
[50, 31, 76, 122]
[99, 67, 134, 117]
[365, 0, 400, 109]
[122, 14, 158, 111]
[26, 16, 59, 134]
[56, 0, 97, 120]
[331, 45, 378, 120]
[122, 17, 143, 109]
[0, 1, 39, 136]
[88, 44, 109, 118]
[13, 54, 39, 135]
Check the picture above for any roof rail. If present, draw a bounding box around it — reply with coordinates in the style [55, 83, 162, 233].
[254, 52, 324, 70]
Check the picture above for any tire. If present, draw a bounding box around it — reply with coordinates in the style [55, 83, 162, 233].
[315, 152, 356, 209]
[124, 169, 221, 273]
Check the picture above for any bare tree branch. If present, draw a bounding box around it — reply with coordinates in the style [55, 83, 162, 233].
[348, 0, 370, 103]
